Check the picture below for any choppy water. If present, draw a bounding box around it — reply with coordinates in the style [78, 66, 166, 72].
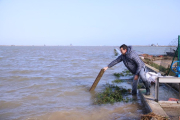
[0, 46, 175, 120]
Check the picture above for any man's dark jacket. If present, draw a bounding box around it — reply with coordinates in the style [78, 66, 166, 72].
[108, 46, 145, 75]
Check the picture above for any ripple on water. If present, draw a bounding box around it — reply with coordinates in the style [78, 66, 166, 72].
[17, 77, 30, 81]
[26, 102, 144, 120]
[0, 100, 22, 109]
[38, 58, 45, 60]
[1, 46, 161, 120]
[10, 70, 35, 74]
[21, 95, 39, 101]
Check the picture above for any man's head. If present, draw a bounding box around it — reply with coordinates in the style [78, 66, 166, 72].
[120, 44, 128, 55]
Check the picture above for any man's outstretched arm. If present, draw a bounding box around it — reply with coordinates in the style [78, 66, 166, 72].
[103, 55, 122, 71]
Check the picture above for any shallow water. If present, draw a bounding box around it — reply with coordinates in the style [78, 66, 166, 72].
[0, 46, 176, 120]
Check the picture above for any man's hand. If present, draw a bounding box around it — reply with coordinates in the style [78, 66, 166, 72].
[134, 75, 139, 80]
[103, 67, 108, 71]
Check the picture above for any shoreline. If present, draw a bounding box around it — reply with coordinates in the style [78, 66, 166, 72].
[0, 45, 176, 47]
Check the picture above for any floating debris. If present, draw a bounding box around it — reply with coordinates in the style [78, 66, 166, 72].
[168, 98, 179, 101]
[141, 112, 169, 120]
[114, 49, 119, 56]
[114, 48, 121, 56]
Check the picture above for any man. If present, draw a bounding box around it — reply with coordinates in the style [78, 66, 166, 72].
[103, 44, 150, 95]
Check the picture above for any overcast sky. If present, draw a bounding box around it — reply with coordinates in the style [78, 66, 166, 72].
[0, 0, 180, 46]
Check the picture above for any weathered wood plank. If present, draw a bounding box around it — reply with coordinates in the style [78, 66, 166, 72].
[89, 68, 105, 91]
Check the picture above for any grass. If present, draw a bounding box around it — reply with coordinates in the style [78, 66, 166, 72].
[93, 84, 131, 105]
[143, 58, 175, 76]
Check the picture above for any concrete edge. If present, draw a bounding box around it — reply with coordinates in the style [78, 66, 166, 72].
[138, 89, 152, 113]
[139, 89, 169, 118]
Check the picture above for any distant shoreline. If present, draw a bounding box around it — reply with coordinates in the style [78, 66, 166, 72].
[0, 45, 177, 47]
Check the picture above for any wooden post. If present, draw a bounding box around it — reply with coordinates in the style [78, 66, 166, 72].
[89, 68, 105, 91]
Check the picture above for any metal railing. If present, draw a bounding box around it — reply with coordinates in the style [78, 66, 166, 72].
[155, 76, 180, 102]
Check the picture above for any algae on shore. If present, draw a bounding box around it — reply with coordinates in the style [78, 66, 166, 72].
[93, 68, 136, 105]
[93, 84, 132, 105]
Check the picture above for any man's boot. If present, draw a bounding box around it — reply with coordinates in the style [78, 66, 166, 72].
[143, 81, 150, 95]
[145, 87, 150, 95]
[132, 90, 137, 95]
[145, 81, 150, 95]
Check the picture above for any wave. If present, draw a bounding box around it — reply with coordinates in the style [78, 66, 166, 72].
[38, 58, 45, 60]
[21, 95, 39, 101]
[17, 77, 30, 81]
[0, 100, 22, 109]
[27, 105, 138, 120]
[10, 70, 34, 74]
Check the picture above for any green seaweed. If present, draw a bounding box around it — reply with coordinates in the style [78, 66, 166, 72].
[113, 73, 122, 77]
[93, 84, 131, 105]
[113, 69, 133, 78]
[112, 79, 123, 83]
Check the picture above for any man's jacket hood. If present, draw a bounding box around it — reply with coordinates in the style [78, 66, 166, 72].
[125, 46, 132, 55]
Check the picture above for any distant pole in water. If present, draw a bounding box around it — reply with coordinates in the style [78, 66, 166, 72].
[89, 68, 105, 91]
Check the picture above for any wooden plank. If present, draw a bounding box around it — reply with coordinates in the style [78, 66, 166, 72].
[89, 68, 105, 91]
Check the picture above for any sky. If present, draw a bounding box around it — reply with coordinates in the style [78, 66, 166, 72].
[0, 0, 180, 46]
